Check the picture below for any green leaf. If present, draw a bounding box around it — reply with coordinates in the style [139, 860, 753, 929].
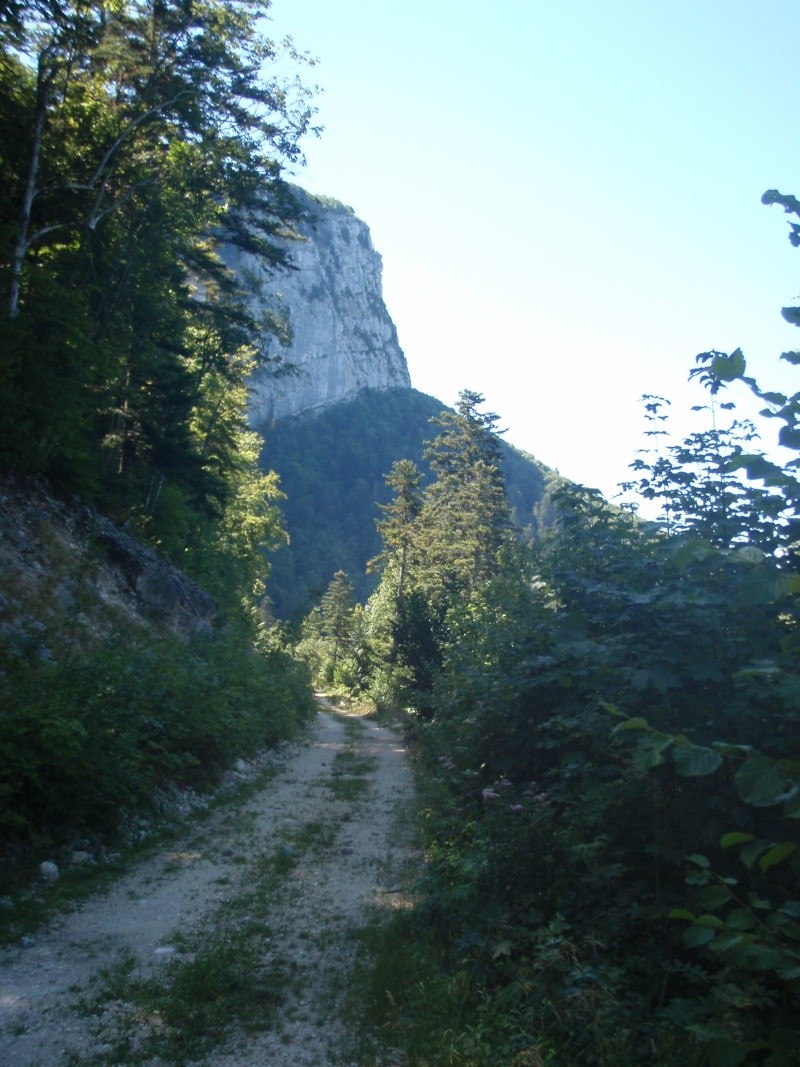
[687, 1023, 726, 1041]
[721, 831, 756, 848]
[614, 716, 649, 732]
[759, 842, 798, 871]
[601, 701, 624, 718]
[491, 940, 513, 959]
[705, 1038, 749, 1066]
[687, 853, 710, 868]
[724, 908, 756, 931]
[632, 735, 672, 771]
[707, 931, 746, 953]
[735, 754, 794, 807]
[698, 885, 734, 910]
[671, 538, 716, 570]
[668, 908, 696, 921]
[725, 453, 759, 472]
[730, 546, 765, 565]
[711, 349, 746, 381]
[740, 840, 773, 869]
[683, 925, 716, 948]
[686, 869, 712, 885]
[736, 943, 783, 970]
[716, 743, 756, 758]
[733, 661, 782, 681]
[695, 914, 725, 929]
[759, 390, 789, 404]
[778, 424, 800, 450]
[672, 743, 723, 777]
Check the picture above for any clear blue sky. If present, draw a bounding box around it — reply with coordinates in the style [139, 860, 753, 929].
[267, 0, 800, 499]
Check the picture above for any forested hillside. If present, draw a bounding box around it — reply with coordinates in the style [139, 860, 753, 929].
[260, 386, 550, 617]
[0, 0, 314, 586]
[2, 2, 800, 1063]
[0, 0, 317, 867]
[295, 282, 800, 1062]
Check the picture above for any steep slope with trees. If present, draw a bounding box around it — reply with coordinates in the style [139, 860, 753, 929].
[0, 0, 314, 577]
[261, 386, 550, 618]
[0, 0, 318, 865]
[308, 204, 800, 1065]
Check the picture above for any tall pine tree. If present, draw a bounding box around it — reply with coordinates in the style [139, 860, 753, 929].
[417, 389, 511, 600]
[368, 458, 423, 598]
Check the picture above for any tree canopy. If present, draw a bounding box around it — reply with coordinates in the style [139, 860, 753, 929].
[293, 207, 800, 1065]
[0, 0, 316, 596]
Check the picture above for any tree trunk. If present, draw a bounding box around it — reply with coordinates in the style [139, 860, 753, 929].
[8, 50, 53, 318]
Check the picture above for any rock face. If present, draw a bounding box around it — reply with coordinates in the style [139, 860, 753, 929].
[0, 473, 216, 661]
[92, 515, 216, 629]
[223, 187, 411, 425]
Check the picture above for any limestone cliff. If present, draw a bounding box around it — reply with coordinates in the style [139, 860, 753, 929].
[223, 187, 411, 425]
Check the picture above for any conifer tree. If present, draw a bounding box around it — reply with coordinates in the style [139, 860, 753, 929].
[319, 570, 355, 681]
[369, 458, 423, 598]
[418, 389, 511, 600]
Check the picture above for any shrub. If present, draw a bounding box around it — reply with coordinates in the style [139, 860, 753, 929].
[0, 624, 314, 851]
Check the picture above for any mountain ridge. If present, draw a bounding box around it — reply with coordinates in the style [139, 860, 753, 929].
[222, 187, 554, 618]
[261, 387, 550, 619]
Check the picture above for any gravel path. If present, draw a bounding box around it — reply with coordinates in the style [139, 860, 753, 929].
[0, 705, 417, 1066]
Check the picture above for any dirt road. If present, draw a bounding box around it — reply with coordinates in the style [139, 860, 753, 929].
[0, 706, 416, 1066]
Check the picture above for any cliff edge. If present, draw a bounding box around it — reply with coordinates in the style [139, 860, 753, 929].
[223, 187, 411, 426]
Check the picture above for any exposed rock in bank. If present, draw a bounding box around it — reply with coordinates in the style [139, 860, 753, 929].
[0, 473, 215, 663]
[91, 513, 215, 627]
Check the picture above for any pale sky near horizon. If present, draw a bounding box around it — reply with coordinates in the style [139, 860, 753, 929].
[266, 0, 800, 501]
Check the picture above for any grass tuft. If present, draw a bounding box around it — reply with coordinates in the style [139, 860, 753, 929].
[329, 748, 376, 801]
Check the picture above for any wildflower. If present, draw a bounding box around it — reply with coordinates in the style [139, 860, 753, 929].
[510, 804, 523, 813]
[482, 788, 500, 801]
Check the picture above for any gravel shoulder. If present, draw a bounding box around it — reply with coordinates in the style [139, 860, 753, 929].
[0, 702, 417, 1066]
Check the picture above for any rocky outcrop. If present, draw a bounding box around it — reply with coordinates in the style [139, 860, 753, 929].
[0, 474, 215, 662]
[91, 516, 215, 628]
[222, 187, 411, 425]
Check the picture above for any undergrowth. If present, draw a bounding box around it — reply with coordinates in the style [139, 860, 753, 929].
[0, 621, 315, 881]
[346, 736, 706, 1067]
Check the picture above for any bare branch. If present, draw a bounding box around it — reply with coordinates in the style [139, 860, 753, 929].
[87, 177, 158, 229]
